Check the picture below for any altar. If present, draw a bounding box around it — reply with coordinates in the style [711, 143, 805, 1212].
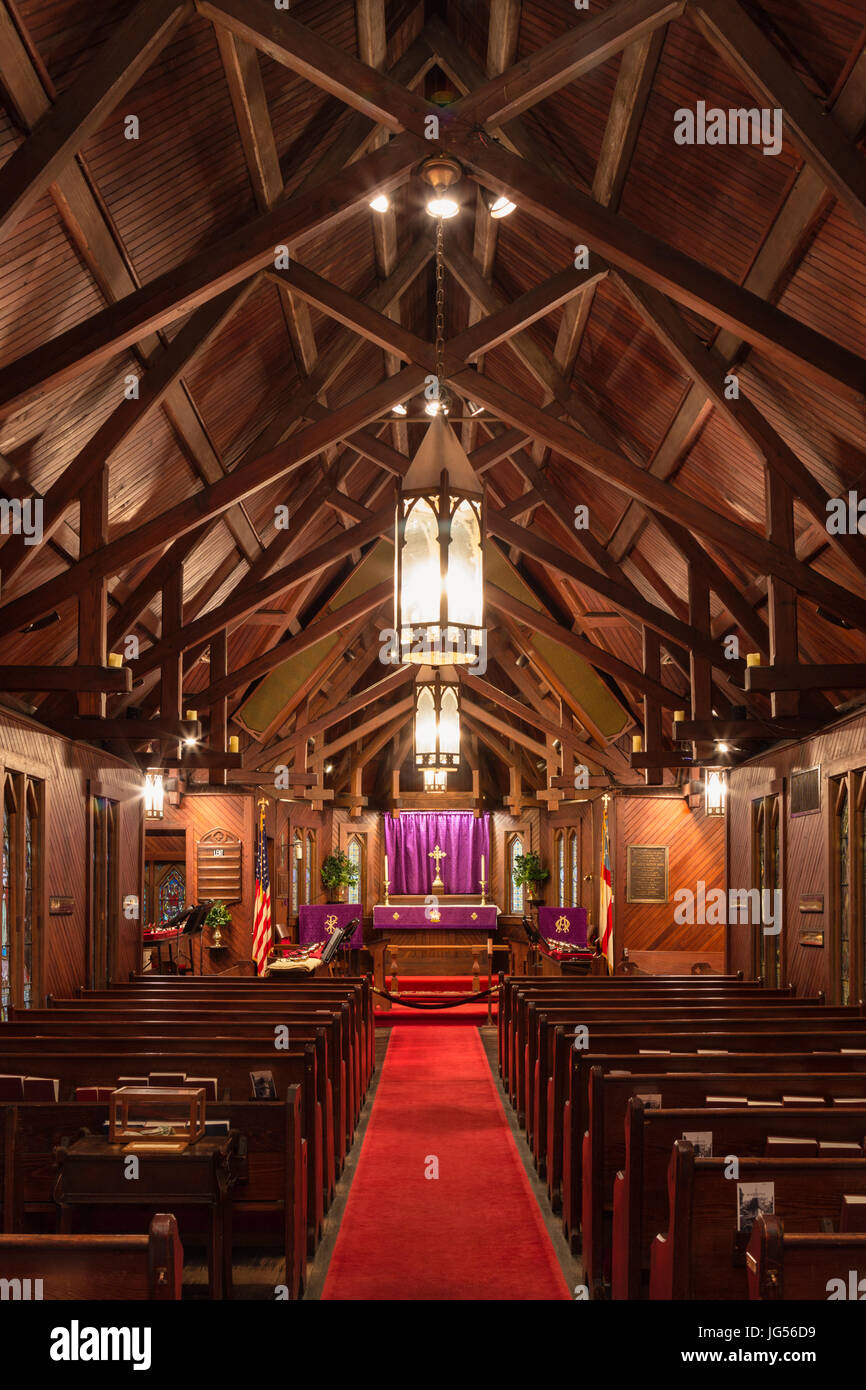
[373, 812, 506, 1004]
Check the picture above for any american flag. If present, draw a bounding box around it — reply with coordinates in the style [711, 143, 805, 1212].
[599, 800, 614, 976]
[252, 800, 272, 976]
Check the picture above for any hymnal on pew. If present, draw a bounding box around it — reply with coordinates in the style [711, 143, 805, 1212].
[765, 1137, 819, 1157]
[22, 1076, 60, 1100]
[818, 1140, 863, 1156]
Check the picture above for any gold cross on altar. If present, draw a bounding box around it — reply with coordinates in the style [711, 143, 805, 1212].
[428, 844, 447, 888]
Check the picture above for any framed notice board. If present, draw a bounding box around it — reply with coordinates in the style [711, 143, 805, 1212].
[626, 844, 669, 903]
[196, 827, 242, 903]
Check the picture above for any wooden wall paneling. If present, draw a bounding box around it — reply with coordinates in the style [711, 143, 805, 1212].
[614, 793, 725, 959]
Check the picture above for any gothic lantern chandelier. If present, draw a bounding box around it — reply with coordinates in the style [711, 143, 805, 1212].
[395, 415, 485, 665]
[415, 670, 461, 772]
[423, 769, 448, 793]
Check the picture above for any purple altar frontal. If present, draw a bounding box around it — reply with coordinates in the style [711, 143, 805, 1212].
[298, 903, 363, 947]
[538, 906, 588, 948]
[373, 904, 498, 931]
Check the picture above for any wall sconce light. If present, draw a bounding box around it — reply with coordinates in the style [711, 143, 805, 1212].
[144, 770, 165, 819]
[704, 768, 728, 816]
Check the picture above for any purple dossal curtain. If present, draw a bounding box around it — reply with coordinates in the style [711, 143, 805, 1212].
[384, 812, 491, 894]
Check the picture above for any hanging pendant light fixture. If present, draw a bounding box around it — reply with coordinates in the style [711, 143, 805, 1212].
[423, 769, 448, 793]
[394, 218, 485, 667]
[414, 670, 461, 771]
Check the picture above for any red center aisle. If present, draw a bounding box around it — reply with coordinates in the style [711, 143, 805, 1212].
[322, 1026, 571, 1301]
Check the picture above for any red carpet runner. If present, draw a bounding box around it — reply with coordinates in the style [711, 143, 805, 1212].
[322, 1027, 570, 1300]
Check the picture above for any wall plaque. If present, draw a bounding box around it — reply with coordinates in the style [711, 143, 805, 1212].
[626, 845, 669, 904]
[799, 895, 824, 913]
[196, 828, 242, 904]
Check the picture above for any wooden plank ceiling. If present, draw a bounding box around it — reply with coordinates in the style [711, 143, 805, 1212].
[0, 0, 865, 809]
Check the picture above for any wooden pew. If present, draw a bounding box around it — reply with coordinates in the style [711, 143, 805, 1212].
[107, 976, 375, 1083]
[501, 978, 772, 1093]
[0, 1212, 183, 1300]
[505, 984, 800, 1110]
[0, 1045, 324, 1254]
[65, 982, 373, 1096]
[10, 1007, 355, 1167]
[525, 1002, 856, 1181]
[606, 1095, 866, 1300]
[561, 1048, 866, 1249]
[746, 1213, 866, 1300]
[579, 1065, 866, 1294]
[528, 999, 848, 1161]
[650, 1141, 866, 1299]
[1, 1091, 307, 1298]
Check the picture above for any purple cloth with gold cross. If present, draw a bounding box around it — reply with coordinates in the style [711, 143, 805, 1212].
[298, 903, 362, 948]
[372, 905, 498, 930]
[538, 906, 588, 948]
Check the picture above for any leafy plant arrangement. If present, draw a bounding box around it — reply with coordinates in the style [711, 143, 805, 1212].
[320, 850, 359, 902]
[205, 901, 232, 930]
[512, 851, 549, 896]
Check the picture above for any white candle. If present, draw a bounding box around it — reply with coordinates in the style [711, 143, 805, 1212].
[384, 853, 389, 880]
[481, 854, 485, 879]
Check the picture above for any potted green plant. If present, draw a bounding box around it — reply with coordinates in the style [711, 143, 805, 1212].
[512, 851, 549, 903]
[320, 849, 359, 904]
[205, 900, 232, 949]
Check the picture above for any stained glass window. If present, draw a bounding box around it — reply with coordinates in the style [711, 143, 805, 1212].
[556, 832, 565, 906]
[158, 866, 185, 922]
[509, 836, 524, 915]
[305, 832, 315, 904]
[292, 832, 302, 915]
[347, 836, 362, 905]
[1, 791, 10, 1022]
[839, 782, 850, 1005]
[570, 831, 580, 908]
[22, 793, 33, 1008]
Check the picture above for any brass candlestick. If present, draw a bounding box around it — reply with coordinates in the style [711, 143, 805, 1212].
[479, 872, 487, 906]
[383, 876, 390, 906]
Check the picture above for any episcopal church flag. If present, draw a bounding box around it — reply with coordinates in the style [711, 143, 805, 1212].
[252, 801, 272, 976]
[600, 801, 614, 975]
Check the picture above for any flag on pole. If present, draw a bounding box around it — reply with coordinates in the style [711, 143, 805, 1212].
[599, 799, 614, 975]
[252, 800, 272, 976]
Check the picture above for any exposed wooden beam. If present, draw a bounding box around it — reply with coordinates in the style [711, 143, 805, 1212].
[486, 584, 681, 707]
[691, 0, 866, 236]
[676, 718, 819, 741]
[0, 369, 423, 638]
[459, 373, 866, 630]
[0, 666, 131, 693]
[453, 139, 866, 403]
[745, 665, 866, 692]
[197, 0, 433, 132]
[200, 581, 392, 706]
[0, 0, 190, 243]
[0, 133, 424, 418]
[77, 468, 109, 719]
[607, 36, 866, 562]
[447, 0, 682, 127]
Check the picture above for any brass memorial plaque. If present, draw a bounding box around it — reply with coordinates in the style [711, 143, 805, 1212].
[626, 845, 669, 904]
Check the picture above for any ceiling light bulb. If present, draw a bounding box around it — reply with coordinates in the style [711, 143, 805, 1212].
[392, 402, 408, 415]
[425, 398, 441, 416]
[717, 741, 730, 753]
[369, 193, 390, 213]
[426, 195, 459, 219]
[489, 195, 516, 219]
[184, 736, 198, 747]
